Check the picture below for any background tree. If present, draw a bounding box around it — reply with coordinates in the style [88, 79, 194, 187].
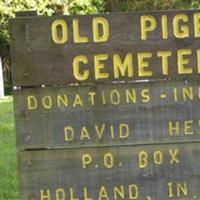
[117, 0, 200, 11]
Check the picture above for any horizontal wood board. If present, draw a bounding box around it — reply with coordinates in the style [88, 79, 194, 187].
[14, 80, 200, 150]
[9, 9, 200, 87]
[19, 142, 200, 200]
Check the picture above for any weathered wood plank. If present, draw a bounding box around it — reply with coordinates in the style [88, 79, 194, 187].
[19, 143, 200, 200]
[14, 80, 200, 150]
[9, 10, 200, 86]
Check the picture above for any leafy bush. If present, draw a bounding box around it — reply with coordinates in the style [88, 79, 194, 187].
[118, 0, 200, 11]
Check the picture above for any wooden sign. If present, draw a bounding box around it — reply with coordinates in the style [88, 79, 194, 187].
[9, 10, 200, 200]
[9, 10, 200, 87]
[14, 80, 200, 150]
[19, 143, 200, 200]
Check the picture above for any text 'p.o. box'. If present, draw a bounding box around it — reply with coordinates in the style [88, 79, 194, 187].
[9, 9, 200, 200]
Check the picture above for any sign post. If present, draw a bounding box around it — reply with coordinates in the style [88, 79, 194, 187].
[10, 10, 200, 200]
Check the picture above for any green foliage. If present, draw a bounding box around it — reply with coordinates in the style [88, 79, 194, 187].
[118, 0, 200, 11]
[0, 0, 106, 39]
[0, 0, 66, 44]
[69, 0, 106, 15]
[0, 0, 106, 55]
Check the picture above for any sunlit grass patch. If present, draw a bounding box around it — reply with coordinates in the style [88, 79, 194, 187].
[0, 97, 19, 200]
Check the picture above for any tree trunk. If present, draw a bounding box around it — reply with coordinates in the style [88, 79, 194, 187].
[107, 0, 119, 12]
[0, 56, 5, 98]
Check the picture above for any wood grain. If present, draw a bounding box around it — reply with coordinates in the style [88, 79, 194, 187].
[18, 142, 200, 200]
[14, 80, 200, 150]
[9, 9, 200, 87]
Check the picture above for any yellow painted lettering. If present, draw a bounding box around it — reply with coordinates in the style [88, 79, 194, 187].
[110, 89, 121, 105]
[73, 19, 88, 43]
[173, 88, 178, 102]
[57, 95, 68, 108]
[95, 124, 105, 139]
[184, 120, 194, 135]
[157, 51, 172, 75]
[177, 182, 188, 197]
[83, 187, 92, 200]
[167, 182, 188, 198]
[168, 121, 180, 136]
[94, 54, 109, 80]
[64, 126, 74, 141]
[73, 55, 89, 81]
[88, 92, 96, 106]
[27, 95, 38, 110]
[177, 49, 192, 74]
[51, 19, 68, 44]
[56, 188, 66, 200]
[125, 89, 136, 103]
[113, 53, 133, 78]
[93, 17, 109, 42]
[70, 188, 79, 200]
[173, 14, 189, 38]
[104, 152, 114, 168]
[183, 87, 193, 100]
[169, 149, 180, 164]
[98, 186, 109, 200]
[197, 49, 200, 73]
[129, 184, 139, 199]
[42, 96, 52, 110]
[139, 151, 148, 168]
[194, 13, 200, 37]
[80, 126, 91, 140]
[153, 151, 163, 165]
[119, 124, 129, 139]
[40, 189, 51, 200]
[113, 186, 125, 199]
[141, 15, 157, 40]
[82, 154, 92, 169]
[167, 182, 174, 198]
[73, 94, 83, 107]
[141, 89, 150, 103]
[161, 15, 168, 39]
[138, 52, 153, 77]
[110, 125, 115, 139]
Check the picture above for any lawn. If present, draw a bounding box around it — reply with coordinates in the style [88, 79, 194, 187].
[0, 97, 19, 200]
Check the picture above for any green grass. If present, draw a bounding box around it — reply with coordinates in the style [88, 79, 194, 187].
[0, 97, 19, 200]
